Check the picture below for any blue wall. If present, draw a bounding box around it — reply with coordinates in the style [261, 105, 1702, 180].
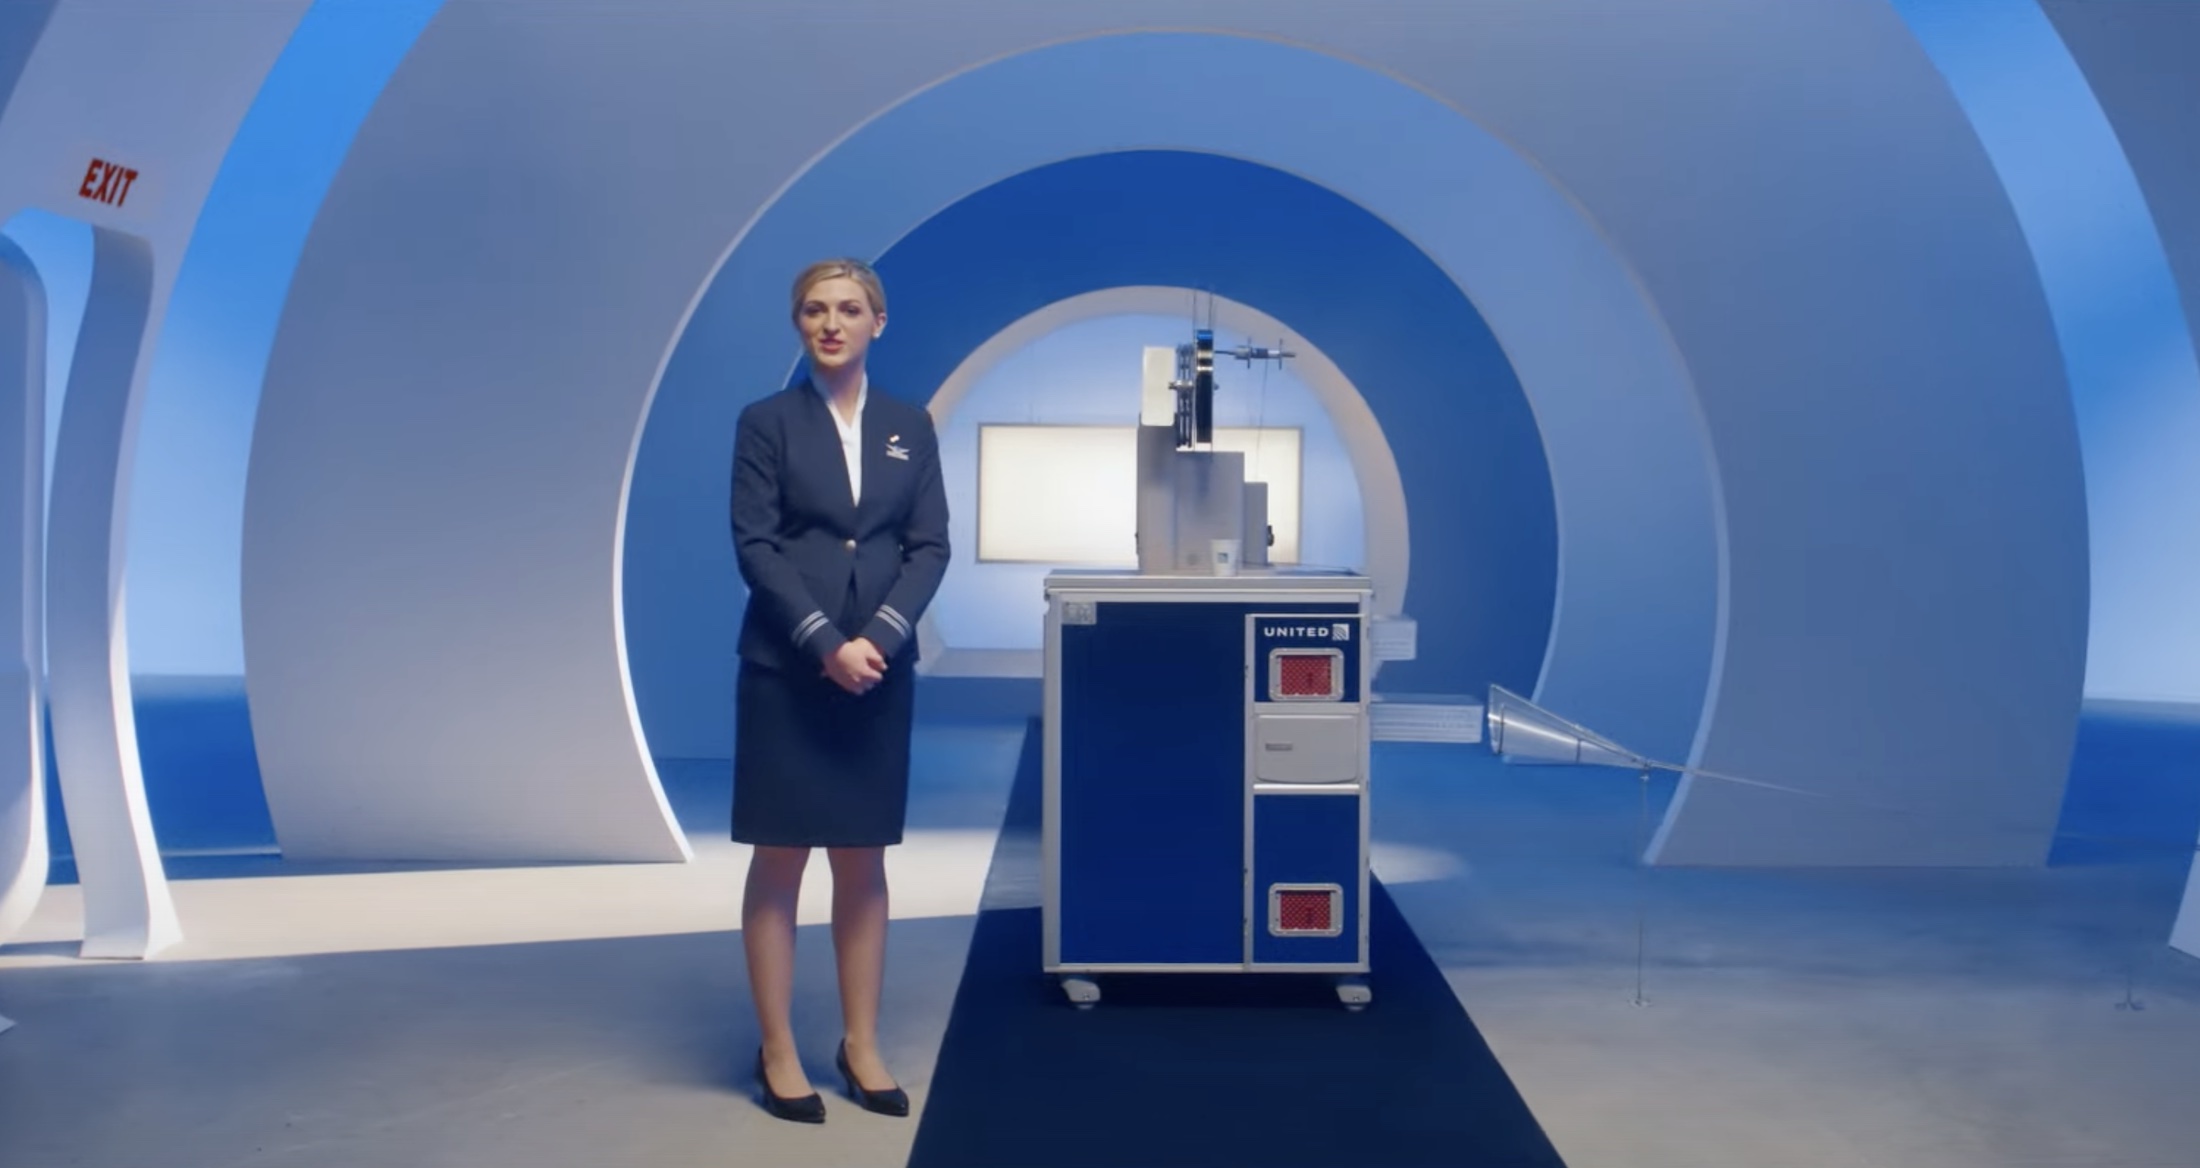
[626, 149, 1557, 759]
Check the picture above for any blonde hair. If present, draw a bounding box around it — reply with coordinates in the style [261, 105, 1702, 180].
[790, 258, 886, 322]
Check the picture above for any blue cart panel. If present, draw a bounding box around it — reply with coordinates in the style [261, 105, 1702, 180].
[1044, 571, 1372, 998]
[1251, 791, 1363, 966]
[1055, 598, 1356, 966]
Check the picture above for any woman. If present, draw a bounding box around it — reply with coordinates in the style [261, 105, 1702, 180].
[728, 258, 948, 1123]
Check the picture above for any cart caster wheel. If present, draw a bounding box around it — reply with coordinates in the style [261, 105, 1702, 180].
[1336, 976, 1371, 1011]
[1061, 976, 1100, 1009]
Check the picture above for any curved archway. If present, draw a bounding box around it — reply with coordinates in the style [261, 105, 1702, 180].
[623, 33, 1710, 765]
[244, 5, 2080, 868]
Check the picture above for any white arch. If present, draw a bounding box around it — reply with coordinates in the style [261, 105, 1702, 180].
[912, 286, 1409, 675]
[248, 5, 2080, 868]
[249, 22, 1715, 840]
[46, 225, 178, 958]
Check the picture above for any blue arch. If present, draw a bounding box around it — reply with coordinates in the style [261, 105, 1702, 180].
[825, 149, 1554, 697]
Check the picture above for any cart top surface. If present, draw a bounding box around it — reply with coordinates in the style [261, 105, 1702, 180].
[1043, 567, 1373, 593]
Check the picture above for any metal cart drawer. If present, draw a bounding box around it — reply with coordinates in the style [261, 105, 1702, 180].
[1254, 713, 1362, 784]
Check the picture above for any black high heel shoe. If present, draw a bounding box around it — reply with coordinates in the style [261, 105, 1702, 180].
[756, 1048, 825, 1123]
[836, 1040, 909, 1117]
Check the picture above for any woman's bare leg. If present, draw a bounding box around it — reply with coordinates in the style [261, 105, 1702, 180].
[744, 844, 813, 1095]
[827, 845, 896, 1088]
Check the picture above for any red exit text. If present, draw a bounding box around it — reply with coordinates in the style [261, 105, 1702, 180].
[78, 158, 141, 208]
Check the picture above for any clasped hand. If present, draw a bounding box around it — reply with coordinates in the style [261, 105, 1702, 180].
[824, 638, 887, 695]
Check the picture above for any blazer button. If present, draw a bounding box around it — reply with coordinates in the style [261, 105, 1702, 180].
[844, 538, 857, 551]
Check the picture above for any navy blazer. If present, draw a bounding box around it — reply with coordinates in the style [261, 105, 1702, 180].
[730, 381, 950, 672]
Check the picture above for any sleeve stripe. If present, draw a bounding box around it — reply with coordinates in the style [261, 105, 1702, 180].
[879, 605, 912, 637]
[792, 612, 829, 645]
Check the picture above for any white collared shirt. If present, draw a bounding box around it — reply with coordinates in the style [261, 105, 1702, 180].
[815, 374, 867, 505]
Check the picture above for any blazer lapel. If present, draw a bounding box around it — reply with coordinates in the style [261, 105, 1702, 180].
[799, 380, 860, 518]
[856, 389, 889, 527]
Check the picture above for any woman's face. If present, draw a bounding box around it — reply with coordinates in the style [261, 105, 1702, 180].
[796, 275, 884, 374]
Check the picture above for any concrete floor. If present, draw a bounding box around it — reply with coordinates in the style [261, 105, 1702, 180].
[0, 724, 1025, 1168]
[5, 720, 2200, 1167]
[1377, 743, 2200, 1168]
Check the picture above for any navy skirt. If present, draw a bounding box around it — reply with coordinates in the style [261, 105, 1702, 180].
[731, 655, 914, 848]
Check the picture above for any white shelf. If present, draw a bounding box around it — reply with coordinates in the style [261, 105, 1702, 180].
[1370, 695, 1484, 743]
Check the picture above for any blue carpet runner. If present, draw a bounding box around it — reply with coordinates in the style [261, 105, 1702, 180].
[907, 719, 1567, 1168]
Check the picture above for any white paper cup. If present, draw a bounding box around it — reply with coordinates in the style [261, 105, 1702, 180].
[1210, 538, 1242, 577]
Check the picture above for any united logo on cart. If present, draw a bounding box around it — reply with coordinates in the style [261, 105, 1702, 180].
[1256, 615, 1359, 704]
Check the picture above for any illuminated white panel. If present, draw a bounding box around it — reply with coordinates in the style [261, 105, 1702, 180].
[976, 425, 1135, 564]
[976, 424, 1301, 564]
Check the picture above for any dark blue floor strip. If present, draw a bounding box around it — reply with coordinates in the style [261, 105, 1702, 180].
[907, 719, 1567, 1168]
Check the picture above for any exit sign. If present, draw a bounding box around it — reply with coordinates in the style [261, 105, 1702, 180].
[77, 157, 141, 208]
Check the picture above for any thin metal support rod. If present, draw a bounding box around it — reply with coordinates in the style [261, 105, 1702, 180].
[1633, 765, 1651, 1007]
[2118, 936, 2149, 1012]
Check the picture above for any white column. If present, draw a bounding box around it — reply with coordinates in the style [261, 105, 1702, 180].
[46, 228, 175, 960]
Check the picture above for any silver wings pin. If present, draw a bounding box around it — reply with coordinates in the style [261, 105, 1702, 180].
[886, 434, 910, 461]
